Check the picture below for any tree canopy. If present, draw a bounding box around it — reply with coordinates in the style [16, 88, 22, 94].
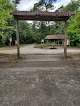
[0, 0, 80, 47]
[12, 0, 21, 7]
[55, 0, 80, 47]
[0, 0, 16, 36]
[68, 11, 80, 47]
[31, 0, 57, 11]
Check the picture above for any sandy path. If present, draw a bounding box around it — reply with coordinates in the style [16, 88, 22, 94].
[0, 44, 80, 54]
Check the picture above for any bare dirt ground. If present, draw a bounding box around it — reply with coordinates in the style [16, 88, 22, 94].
[0, 44, 80, 106]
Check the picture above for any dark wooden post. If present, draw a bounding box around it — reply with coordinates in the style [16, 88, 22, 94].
[64, 20, 67, 57]
[54, 40, 55, 45]
[69, 38, 70, 47]
[16, 19, 20, 59]
[58, 40, 59, 45]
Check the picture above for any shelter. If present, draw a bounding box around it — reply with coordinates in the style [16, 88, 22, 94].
[10, 11, 74, 58]
[45, 35, 70, 46]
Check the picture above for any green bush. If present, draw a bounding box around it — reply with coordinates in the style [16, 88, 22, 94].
[76, 42, 80, 48]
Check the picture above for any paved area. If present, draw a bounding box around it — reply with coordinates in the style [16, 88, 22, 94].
[0, 44, 80, 106]
[0, 44, 80, 54]
[0, 66, 80, 106]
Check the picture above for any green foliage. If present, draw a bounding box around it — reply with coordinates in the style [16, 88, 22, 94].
[31, 0, 57, 43]
[0, 0, 80, 48]
[12, 0, 21, 7]
[0, 0, 16, 46]
[32, 0, 57, 11]
[55, 0, 80, 47]
[19, 21, 34, 44]
[74, 11, 80, 26]
[68, 11, 80, 47]
[0, 0, 16, 36]
[62, 0, 80, 12]
[56, 0, 80, 12]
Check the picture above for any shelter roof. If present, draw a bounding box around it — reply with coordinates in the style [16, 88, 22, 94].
[45, 35, 70, 40]
[10, 11, 74, 21]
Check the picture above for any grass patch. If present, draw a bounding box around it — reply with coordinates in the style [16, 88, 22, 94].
[35, 44, 58, 49]
[0, 44, 27, 50]
[72, 54, 80, 56]
[34, 46, 38, 48]
[37, 44, 52, 47]
[35, 44, 53, 48]
[0, 53, 24, 62]
[0, 53, 17, 58]
[63, 55, 72, 60]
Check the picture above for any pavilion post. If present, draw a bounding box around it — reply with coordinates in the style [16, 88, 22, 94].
[54, 40, 55, 45]
[58, 40, 59, 45]
[16, 19, 20, 59]
[64, 20, 67, 57]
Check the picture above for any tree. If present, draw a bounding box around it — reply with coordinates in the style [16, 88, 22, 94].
[32, 0, 57, 11]
[2, 18, 16, 46]
[63, 0, 80, 13]
[0, 0, 16, 36]
[68, 11, 80, 47]
[19, 21, 34, 44]
[12, 0, 21, 7]
[30, 0, 57, 43]
[74, 11, 80, 26]
[56, 0, 80, 13]
[0, 0, 17, 46]
[55, 0, 80, 46]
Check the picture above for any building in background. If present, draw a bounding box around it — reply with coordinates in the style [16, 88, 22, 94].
[45, 34, 70, 46]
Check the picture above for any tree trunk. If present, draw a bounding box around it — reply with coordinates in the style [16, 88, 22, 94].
[64, 20, 67, 57]
[16, 19, 20, 59]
